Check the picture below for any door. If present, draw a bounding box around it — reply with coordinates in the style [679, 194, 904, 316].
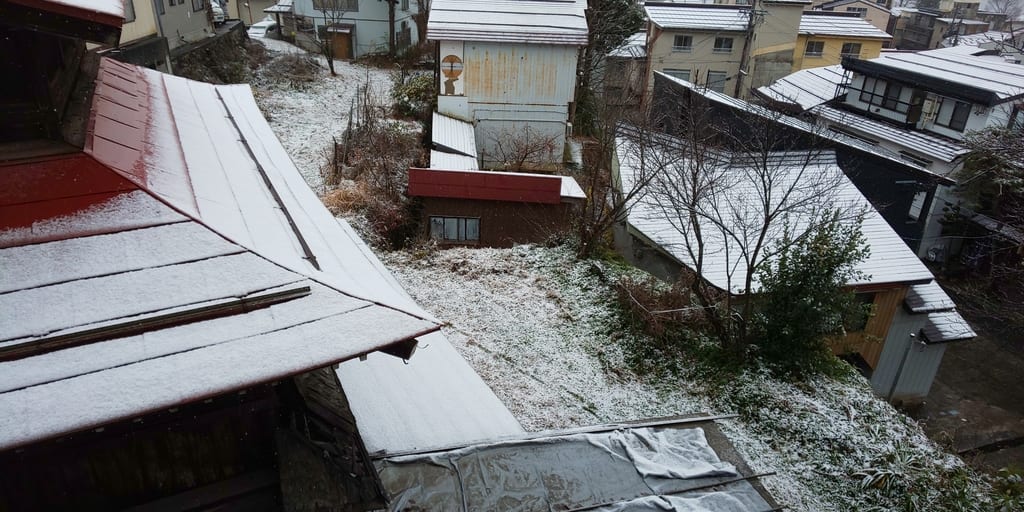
[331, 33, 352, 60]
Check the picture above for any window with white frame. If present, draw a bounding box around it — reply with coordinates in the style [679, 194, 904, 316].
[707, 71, 727, 93]
[430, 216, 480, 242]
[713, 37, 733, 53]
[125, 0, 136, 21]
[402, 0, 409, 10]
[673, 34, 693, 52]
[858, 77, 909, 114]
[934, 97, 971, 131]
[846, 6, 868, 16]
[840, 42, 862, 57]
[805, 40, 824, 57]
[664, 68, 691, 81]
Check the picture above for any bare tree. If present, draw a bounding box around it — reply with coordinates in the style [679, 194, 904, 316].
[986, 0, 1023, 19]
[485, 128, 562, 172]
[313, 0, 354, 75]
[624, 94, 862, 350]
[413, 0, 430, 45]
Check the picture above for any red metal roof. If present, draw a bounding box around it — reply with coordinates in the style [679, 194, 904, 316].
[408, 168, 563, 205]
[0, 154, 143, 248]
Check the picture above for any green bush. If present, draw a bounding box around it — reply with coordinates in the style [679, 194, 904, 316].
[391, 72, 435, 121]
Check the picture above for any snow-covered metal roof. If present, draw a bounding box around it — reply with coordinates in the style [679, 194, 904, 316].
[12, 0, 124, 25]
[609, 31, 647, 59]
[432, 112, 477, 158]
[936, 17, 989, 25]
[905, 281, 958, 313]
[617, 137, 935, 293]
[376, 421, 777, 510]
[848, 49, 1024, 104]
[816, 0, 890, 12]
[754, 64, 848, 112]
[264, 0, 293, 13]
[430, 150, 480, 170]
[409, 168, 586, 203]
[940, 31, 1016, 48]
[813, 105, 970, 164]
[645, 4, 750, 31]
[656, 73, 951, 182]
[922, 311, 977, 343]
[0, 58, 440, 452]
[800, 14, 892, 39]
[427, 0, 588, 45]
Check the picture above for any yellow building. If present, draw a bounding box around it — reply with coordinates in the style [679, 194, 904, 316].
[793, 12, 891, 71]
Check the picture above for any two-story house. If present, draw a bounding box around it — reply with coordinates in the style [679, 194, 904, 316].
[643, 0, 808, 99]
[793, 11, 891, 71]
[292, 0, 419, 59]
[427, 0, 588, 170]
[827, 49, 1024, 259]
[158, 0, 219, 50]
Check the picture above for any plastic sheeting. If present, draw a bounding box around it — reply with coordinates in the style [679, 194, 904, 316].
[376, 427, 772, 511]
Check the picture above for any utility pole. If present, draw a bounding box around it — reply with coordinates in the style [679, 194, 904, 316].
[733, 0, 760, 98]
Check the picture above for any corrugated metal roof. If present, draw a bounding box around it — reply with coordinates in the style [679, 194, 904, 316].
[0, 58, 440, 452]
[9, 0, 124, 26]
[864, 49, 1024, 102]
[905, 281, 957, 313]
[656, 73, 951, 183]
[940, 31, 1015, 48]
[264, 0, 293, 13]
[645, 4, 749, 31]
[921, 311, 976, 343]
[431, 150, 480, 170]
[755, 64, 848, 111]
[617, 135, 935, 293]
[813, 105, 969, 163]
[427, 0, 588, 45]
[609, 31, 647, 58]
[817, 0, 890, 12]
[432, 112, 478, 157]
[800, 14, 892, 39]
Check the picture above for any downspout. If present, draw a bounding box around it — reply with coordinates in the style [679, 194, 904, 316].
[151, 0, 173, 73]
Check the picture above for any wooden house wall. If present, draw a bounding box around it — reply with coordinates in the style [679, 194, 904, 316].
[829, 286, 907, 369]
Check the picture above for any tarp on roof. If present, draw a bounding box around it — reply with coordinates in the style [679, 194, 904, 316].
[427, 0, 588, 45]
[0, 58, 441, 451]
[376, 425, 774, 511]
[616, 134, 935, 293]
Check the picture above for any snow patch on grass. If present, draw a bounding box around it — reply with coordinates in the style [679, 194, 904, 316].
[384, 244, 994, 512]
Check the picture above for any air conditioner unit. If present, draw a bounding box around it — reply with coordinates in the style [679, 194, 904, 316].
[921, 97, 938, 121]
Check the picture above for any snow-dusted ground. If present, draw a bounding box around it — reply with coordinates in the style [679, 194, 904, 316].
[382, 246, 992, 512]
[251, 42, 995, 511]
[251, 38, 394, 192]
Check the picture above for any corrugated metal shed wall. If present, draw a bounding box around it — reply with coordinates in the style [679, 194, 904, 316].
[463, 42, 578, 107]
[870, 307, 944, 402]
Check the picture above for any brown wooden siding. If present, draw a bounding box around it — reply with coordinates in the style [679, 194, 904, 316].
[830, 286, 907, 369]
[420, 197, 574, 248]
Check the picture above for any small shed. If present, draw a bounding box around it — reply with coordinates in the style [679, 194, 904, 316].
[408, 167, 585, 248]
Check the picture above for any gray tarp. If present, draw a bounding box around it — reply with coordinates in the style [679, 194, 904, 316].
[376, 426, 773, 511]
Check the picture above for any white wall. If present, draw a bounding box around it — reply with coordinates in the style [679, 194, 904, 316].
[294, 0, 419, 58]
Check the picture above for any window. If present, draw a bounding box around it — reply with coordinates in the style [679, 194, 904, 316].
[192, 0, 205, 12]
[665, 68, 691, 81]
[402, 0, 409, 10]
[707, 71, 727, 93]
[935, 98, 971, 131]
[858, 77, 909, 113]
[672, 35, 693, 52]
[882, 82, 903, 111]
[908, 190, 927, 221]
[805, 40, 824, 57]
[840, 42, 862, 58]
[430, 217, 480, 243]
[713, 37, 733, 53]
[125, 0, 136, 22]
[846, 6, 868, 16]
[156, 0, 164, 14]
